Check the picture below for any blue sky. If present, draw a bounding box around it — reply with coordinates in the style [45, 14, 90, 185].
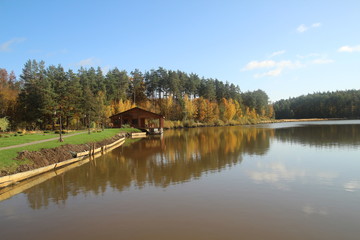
[1, 0, 360, 101]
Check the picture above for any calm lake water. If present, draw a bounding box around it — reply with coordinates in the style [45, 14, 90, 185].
[1, 120, 360, 239]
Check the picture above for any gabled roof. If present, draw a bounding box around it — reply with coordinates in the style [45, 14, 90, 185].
[110, 107, 165, 119]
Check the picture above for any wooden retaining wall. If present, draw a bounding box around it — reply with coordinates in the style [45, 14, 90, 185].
[0, 137, 125, 190]
[131, 132, 147, 138]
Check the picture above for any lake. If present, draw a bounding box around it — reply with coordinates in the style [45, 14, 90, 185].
[1, 120, 360, 239]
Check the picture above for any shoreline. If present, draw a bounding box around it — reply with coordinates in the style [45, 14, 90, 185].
[0, 118, 350, 188]
[0, 133, 128, 188]
[0, 129, 140, 177]
[163, 118, 347, 130]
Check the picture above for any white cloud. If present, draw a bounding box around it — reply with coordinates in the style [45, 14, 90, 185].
[75, 57, 98, 67]
[254, 68, 282, 78]
[296, 53, 334, 65]
[242, 50, 333, 79]
[312, 22, 322, 28]
[296, 53, 321, 59]
[268, 50, 286, 58]
[312, 58, 334, 64]
[242, 60, 301, 71]
[297, 24, 308, 33]
[297, 22, 322, 33]
[277, 60, 303, 69]
[338, 45, 360, 53]
[243, 59, 303, 78]
[242, 60, 276, 71]
[0, 38, 26, 52]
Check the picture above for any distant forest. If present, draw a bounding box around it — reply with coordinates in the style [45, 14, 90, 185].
[0, 60, 273, 131]
[273, 90, 360, 119]
[2, 60, 359, 131]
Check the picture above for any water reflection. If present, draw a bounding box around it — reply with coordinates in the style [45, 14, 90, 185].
[344, 180, 360, 192]
[1, 122, 360, 240]
[302, 205, 328, 216]
[24, 126, 273, 209]
[15, 122, 360, 209]
[274, 123, 360, 148]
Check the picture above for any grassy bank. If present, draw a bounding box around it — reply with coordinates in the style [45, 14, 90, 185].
[0, 128, 140, 173]
[0, 131, 83, 148]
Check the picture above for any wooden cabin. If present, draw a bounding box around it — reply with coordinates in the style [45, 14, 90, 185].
[110, 107, 164, 133]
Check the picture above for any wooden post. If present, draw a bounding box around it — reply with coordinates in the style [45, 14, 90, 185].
[159, 118, 164, 128]
[59, 114, 63, 142]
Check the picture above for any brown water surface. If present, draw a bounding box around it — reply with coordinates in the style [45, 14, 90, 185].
[1, 120, 360, 239]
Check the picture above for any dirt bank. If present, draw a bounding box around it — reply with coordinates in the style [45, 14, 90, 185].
[0, 133, 127, 177]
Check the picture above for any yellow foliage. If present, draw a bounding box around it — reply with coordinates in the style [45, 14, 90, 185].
[234, 100, 243, 119]
[224, 98, 236, 122]
[111, 99, 134, 115]
[184, 94, 196, 120]
[267, 104, 275, 118]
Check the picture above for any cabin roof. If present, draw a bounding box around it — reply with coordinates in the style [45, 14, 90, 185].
[110, 107, 164, 119]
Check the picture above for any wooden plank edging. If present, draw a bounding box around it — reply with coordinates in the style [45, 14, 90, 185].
[0, 137, 125, 189]
[131, 132, 147, 138]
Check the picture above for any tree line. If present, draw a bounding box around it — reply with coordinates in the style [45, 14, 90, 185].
[273, 90, 360, 119]
[0, 59, 273, 131]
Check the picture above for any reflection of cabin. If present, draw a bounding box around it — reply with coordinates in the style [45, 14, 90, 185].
[110, 107, 164, 134]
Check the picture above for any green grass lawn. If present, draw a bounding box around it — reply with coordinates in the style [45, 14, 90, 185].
[0, 128, 140, 173]
[0, 131, 83, 148]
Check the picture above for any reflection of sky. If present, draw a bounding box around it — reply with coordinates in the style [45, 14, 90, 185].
[247, 161, 340, 191]
[302, 205, 328, 216]
[344, 180, 360, 192]
[245, 140, 359, 194]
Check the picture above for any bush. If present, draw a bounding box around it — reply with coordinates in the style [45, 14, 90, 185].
[183, 119, 195, 128]
[90, 122, 97, 129]
[228, 120, 239, 126]
[212, 119, 224, 126]
[54, 130, 67, 134]
[164, 120, 174, 128]
[0, 117, 10, 132]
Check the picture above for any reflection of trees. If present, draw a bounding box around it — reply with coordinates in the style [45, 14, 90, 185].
[25, 126, 273, 209]
[275, 124, 360, 147]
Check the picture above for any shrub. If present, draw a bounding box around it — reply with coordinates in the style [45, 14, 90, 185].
[228, 120, 239, 126]
[164, 121, 174, 128]
[90, 122, 97, 129]
[212, 119, 224, 126]
[54, 130, 67, 134]
[183, 119, 194, 128]
[0, 117, 10, 132]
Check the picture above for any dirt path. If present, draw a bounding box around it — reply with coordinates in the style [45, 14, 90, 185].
[0, 132, 86, 151]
